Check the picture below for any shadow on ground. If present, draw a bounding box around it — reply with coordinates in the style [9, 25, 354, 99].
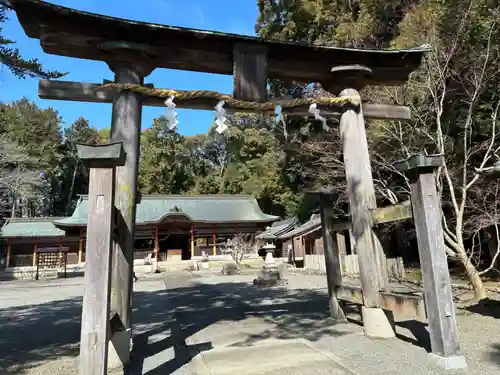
[126, 274, 358, 374]
[0, 287, 170, 375]
[464, 298, 500, 319]
[489, 343, 500, 365]
[0, 274, 359, 375]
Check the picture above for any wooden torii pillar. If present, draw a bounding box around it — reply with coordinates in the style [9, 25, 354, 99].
[318, 192, 347, 322]
[75, 142, 125, 375]
[395, 154, 467, 370]
[106, 58, 154, 369]
[325, 66, 394, 338]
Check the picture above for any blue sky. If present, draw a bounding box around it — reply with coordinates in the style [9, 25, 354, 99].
[0, 0, 258, 136]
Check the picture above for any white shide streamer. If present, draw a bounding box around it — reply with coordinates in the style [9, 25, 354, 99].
[215, 100, 228, 134]
[275, 105, 288, 140]
[164, 96, 179, 130]
[308, 103, 329, 132]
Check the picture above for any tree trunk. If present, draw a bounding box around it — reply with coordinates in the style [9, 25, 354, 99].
[65, 159, 79, 215]
[486, 226, 500, 269]
[11, 199, 16, 218]
[463, 256, 487, 300]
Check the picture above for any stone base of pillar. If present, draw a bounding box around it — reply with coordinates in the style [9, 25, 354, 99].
[361, 306, 395, 338]
[107, 328, 132, 369]
[428, 353, 468, 370]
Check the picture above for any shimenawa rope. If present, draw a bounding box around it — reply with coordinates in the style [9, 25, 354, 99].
[98, 83, 360, 111]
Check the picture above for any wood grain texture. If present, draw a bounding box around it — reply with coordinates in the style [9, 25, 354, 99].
[109, 65, 143, 352]
[38, 80, 411, 120]
[372, 231, 389, 291]
[329, 202, 413, 232]
[27, 19, 425, 86]
[6, 239, 11, 268]
[233, 43, 267, 101]
[339, 88, 380, 308]
[410, 172, 461, 358]
[79, 167, 115, 375]
[319, 196, 346, 321]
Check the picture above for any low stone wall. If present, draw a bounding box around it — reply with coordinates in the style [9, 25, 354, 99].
[0, 264, 85, 280]
[0, 260, 183, 280]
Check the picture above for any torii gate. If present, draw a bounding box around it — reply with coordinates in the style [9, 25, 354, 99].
[3, 0, 465, 373]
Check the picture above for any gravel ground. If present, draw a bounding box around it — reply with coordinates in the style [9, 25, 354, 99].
[193, 269, 500, 375]
[0, 274, 195, 375]
[1, 269, 499, 375]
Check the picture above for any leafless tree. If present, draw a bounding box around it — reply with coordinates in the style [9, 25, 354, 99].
[0, 136, 43, 218]
[225, 233, 256, 265]
[407, 4, 500, 299]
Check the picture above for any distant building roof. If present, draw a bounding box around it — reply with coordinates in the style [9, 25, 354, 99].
[278, 214, 322, 240]
[0, 217, 65, 238]
[0, 195, 279, 237]
[255, 217, 299, 240]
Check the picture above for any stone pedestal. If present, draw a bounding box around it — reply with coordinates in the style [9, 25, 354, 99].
[253, 261, 284, 287]
[361, 307, 395, 339]
[221, 262, 238, 275]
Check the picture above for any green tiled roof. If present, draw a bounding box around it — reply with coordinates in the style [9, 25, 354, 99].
[0, 217, 65, 238]
[0, 195, 279, 238]
[53, 195, 279, 227]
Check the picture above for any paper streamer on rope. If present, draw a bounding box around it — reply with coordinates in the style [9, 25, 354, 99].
[308, 103, 329, 132]
[215, 100, 228, 134]
[275, 105, 288, 140]
[164, 95, 179, 130]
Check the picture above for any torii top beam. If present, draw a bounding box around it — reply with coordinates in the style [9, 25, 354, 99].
[4, 0, 428, 88]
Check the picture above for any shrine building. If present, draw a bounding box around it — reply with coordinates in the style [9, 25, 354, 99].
[0, 194, 279, 268]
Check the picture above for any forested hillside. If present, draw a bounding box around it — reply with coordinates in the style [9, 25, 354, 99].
[2, 0, 500, 297]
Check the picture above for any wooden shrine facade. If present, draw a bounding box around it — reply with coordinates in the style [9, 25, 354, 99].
[0, 194, 278, 267]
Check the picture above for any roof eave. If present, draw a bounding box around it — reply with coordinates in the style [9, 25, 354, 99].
[278, 222, 321, 240]
[7, 0, 428, 85]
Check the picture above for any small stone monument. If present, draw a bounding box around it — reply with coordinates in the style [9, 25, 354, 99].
[221, 262, 238, 275]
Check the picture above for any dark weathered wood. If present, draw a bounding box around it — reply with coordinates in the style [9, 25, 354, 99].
[76, 142, 125, 168]
[372, 231, 389, 291]
[34, 31, 423, 86]
[233, 44, 267, 101]
[2, 0, 427, 86]
[404, 159, 464, 365]
[108, 64, 145, 367]
[394, 154, 444, 172]
[371, 201, 412, 224]
[329, 202, 414, 232]
[38, 80, 412, 121]
[79, 167, 115, 375]
[336, 231, 348, 257]
[319, 195, 347, 322]
[339, 88, 381, 308]
[328, 65, 373, 92]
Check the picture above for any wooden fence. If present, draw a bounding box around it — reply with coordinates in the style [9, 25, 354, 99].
[304, 254, 405, 279]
